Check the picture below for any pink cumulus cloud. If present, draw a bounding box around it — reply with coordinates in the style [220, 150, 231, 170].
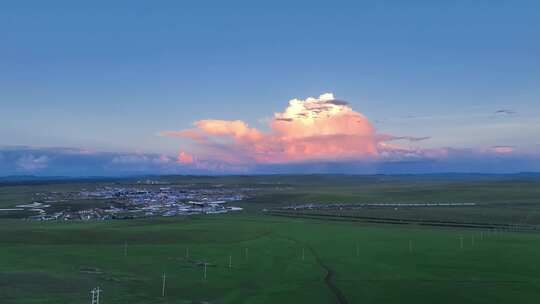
[177, 151, 194, 164]
[162, 93, 380, 164]
[161, 93, 525, 167]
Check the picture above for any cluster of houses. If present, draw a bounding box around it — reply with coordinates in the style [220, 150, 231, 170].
[23, 185, 246, 221]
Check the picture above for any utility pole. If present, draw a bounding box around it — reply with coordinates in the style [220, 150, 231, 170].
[204, 263, 207, 281]
[162, 273, 166, 297]
[90, 287, 102, 304]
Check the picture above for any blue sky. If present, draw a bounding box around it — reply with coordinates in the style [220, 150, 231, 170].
[1, 1, 539, 175]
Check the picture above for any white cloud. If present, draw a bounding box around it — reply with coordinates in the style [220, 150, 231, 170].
[16, 154, 49, 172]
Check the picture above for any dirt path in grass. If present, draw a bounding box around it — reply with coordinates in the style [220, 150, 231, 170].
[282, 235, 349, 304]
[306, 245, 349, 304]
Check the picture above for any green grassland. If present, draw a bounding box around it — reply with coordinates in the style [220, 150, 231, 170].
[2, 215, 540, 303]
[1, 175, 540, 303]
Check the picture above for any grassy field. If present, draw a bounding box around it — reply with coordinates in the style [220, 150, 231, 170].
[1, 175, 540, 303]
[1, 215, 540, 303]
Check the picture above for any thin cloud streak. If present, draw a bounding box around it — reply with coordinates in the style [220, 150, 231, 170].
[494, 109, 516, 115]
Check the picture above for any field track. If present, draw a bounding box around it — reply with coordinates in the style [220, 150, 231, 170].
[283, 235, 349, 304]
[307, 245, 349, 304]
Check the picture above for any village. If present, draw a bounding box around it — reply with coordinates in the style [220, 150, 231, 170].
[22, 183, 246, 221]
